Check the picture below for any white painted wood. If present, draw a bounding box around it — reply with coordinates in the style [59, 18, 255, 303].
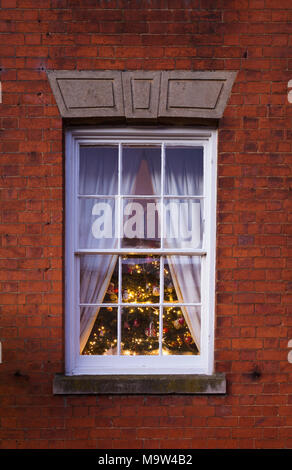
[80, 303, 202, 307]
[65, 127, 218, 376]
[76, 249, 207, 255]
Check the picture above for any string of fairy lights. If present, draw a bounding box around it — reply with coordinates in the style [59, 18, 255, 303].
[82, 256, 197, 356]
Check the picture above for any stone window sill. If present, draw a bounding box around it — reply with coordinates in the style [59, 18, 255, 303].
[53, 373, 226, 395]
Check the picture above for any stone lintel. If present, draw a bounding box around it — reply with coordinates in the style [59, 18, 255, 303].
[48, 70, 237, 121]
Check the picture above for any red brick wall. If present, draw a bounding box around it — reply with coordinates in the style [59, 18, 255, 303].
[0, 0, 292, 449]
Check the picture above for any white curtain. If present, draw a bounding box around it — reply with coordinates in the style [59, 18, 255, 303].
[79, 147, 142, 352]
[150, 147, 203, 350]
[79, 148, 118, 352]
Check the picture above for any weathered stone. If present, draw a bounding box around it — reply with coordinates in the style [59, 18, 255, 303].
[122, 71, 161, 119]
[158, 70, 237, 119]
[47, 70, 236, 121]
[53, 373, 226, 395]
[47, 70, 124, 118]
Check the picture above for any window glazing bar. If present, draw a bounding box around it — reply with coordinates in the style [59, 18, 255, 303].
[76, 249, 207, 255]
[79, 303, 202, 307]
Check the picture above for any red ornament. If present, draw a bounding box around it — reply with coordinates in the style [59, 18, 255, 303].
[145, 321, 156, 337]
[133, 319, 140, 328]
[184, 336, 192, 344]
[124, 321, 130, 330]
[178, 317, 185, 325]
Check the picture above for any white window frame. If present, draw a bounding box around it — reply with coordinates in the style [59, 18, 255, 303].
[65, 127, 218, 376]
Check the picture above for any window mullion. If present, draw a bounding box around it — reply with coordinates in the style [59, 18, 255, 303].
[117, 142, 122, 249]
[159, 254, 164, 356]
[159, 144, 165, 356]
[75, 141, 80, 253]
[161, 143, 165, 250]
[117, 255, 122, 356]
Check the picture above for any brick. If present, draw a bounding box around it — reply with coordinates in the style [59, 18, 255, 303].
[0, 0, 291, 451]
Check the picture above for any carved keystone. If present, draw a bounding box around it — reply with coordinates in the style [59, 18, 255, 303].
[122, 71, 161, 119]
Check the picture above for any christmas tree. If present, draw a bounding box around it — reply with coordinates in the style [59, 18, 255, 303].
[82, 255, 198, 356]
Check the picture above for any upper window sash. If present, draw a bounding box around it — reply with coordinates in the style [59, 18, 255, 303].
[74, 135, 209, 255]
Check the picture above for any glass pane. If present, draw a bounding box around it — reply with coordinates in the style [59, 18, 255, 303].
[79, 198, 117, 249]
[122, 198, 161, 248]
[122, 255, 160, 303]
[80, 255, 118, 304]
[79, 146, 118, 195]
[162, 306, 200, 355]
[165, 146, 203, 196]
[164, 256, 201, 303]
[121, 307, 159, 355]
[163, 198, 203, 249]
[122, 146, 161, 195]
[81, 307, 117, 355]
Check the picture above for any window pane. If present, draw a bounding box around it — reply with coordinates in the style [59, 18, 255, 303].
[80, 255, 118, 304]
[121, 307, 159, 355]
[122, 198, 161, 249]
[79, 198, 117, 249]
[164, 256, 201, 303]
[163, 306, 200, 355]
[122, 255, 160, 303]
[79, 146, 118, 195]
[81, 307, 118, 355]
[122, 146, 161, 195]
[165, 147, 203, 196]
[163, 198, 203, 249]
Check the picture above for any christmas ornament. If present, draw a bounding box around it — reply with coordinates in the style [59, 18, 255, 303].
[133, 319, 140, 328]
[124, 321, 130, 330]
[123, 289, 129, 301]
[152, 285, 160, 296]
[173, 319, 182, 330]
[145, 321, 156, 337]
[178, 317, 185, 326]
[107, 282, 115, 294]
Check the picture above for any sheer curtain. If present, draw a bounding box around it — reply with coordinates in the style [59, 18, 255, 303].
[79, 148, 118, 352]
[79, 147, 141, 352]
[148, 147, 203, 351]
[134, 147, 203, 350]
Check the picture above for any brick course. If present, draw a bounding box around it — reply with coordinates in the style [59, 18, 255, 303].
[0, 0, 291, 449]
